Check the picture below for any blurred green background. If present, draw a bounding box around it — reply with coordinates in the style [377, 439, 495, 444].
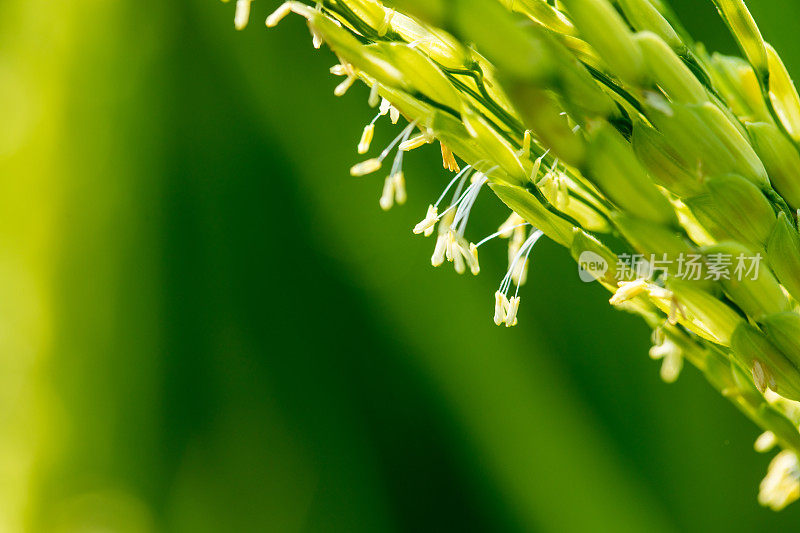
[3, 0, 800, 531]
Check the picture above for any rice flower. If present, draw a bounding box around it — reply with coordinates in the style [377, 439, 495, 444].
[229, 0, 800, 510]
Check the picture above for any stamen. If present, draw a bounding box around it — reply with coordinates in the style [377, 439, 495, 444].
[609, 279, 649, 306]
[515, 231, 541, 293]
[505, 297, 520, 327]
[434, 165, 473, 208]
[393, 172, 407, 205]
[330, 64, 348, 76]
[488, 229, 544, 327]
[379, 122, 416, 160]
[368, 84, 380, 107]
[494, 291, 509, 326]
[358, 124, 375, 154]
[500, 230, 544, 295]
[431, 210, 455, 267]
[380, 174, 396, 211]
[445, 231, 456, 262]
[759, 450, 800, 510]
[350, 121, 416, 176]
[379, 98, 391, 116]
[467, 243, 480, 275]
[453, 174, 488, 236]
[310, 26, 323, 49]
[440, 143, 460, 172]
[234, 0, 252, 30]
[413, 205, 439, 236]
[399, 131, 432, 151]
[755, 431, 778, 453]
[350, 158, 382, 176]
[453, 245, 466, 274]
[334, 75, 355, 97]
[431, 234, 447, 266]
[379, 124, 414, 210]
[649, 338, 683, 383]
[266, 2, 293, 27]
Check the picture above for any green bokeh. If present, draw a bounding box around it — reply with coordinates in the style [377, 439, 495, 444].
[4, 0, 800, 531]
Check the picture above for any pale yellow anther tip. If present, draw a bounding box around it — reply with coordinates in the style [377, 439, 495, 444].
[609, 279, 648, 306]
[755, 431, 777, 453]
[358, 124, 375, 154]
[413, 205, 438, 236]
[468, 243, 480, 275]
[493, 291, 508, 326]
[350, 158, 381, 176]
[266, 2, 292, 28]
[431, 234, 447, 267]
[505, 296, 520, 327]
[234, 0, 251, 30]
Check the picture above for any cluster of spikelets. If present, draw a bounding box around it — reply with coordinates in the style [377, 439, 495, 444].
[224, 0, 800, 509]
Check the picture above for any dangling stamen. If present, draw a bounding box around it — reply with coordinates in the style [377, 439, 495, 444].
[755, 431, 778, 453]
[431, 210, 455, 267]
[508, 225, 526, 271]
[412, 166, 474, 238]
[499, 230, 544, 295]
[445, 230, 456, 262]
[452, 243, 467, 274]
[368, 83, 380, 107]
[494, 291, 509, 326]
[435, 165, 473, 208]
[266, 2, 294, 27]
[452, 175, 487, 233]
[393, 172, 407, 205]
[389, 106, 400, 124]
[358, 105, 392, 155]
[379, 98, 391, 116]
[493, 230, 544, 327]
[350, 121, 416, 176]
[379, 124, 414, 210]
[399, 129, 434, 151]
[380, 175, 396, 211]
[334, 75, 356, 97]
[358, 122, 375, 154]
[350, 158, 382, 177]
[358, 124, 375, 154]
[234, 0, 252, 30]
[759, 450, 800, 511]
[511, 229, 543, 294]
[609, 279, 649, 306]
[310, 26, 323, 48]
[467, 243, 480, 275]
[505, 296, 520, 327]
[649, 338, 683, 383]
[413, 205, 439, 236]
[330, 64, 348, 76]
